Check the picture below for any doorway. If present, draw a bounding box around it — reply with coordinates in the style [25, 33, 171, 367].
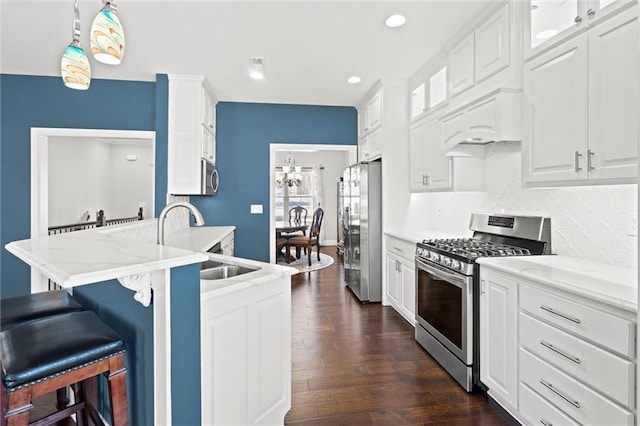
[269, 143, 357, 264]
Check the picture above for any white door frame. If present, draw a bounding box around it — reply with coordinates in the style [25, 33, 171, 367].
[269, 143, 357, 264]
[30, 127, 156, 292]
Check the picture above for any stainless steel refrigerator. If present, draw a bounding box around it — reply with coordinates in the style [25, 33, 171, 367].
[342, 161, 382, 302]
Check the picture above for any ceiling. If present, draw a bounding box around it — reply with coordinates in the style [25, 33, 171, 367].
[1, 0, 495, 106]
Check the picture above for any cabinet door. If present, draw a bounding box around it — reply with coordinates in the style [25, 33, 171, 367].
[522, 34, 588, 183]
[400, 259, 416, 324]
[201, 86, 215, 131]
[358, 107, 369, 137]
[358, 135, 371, 162]
[466, 95, 500, 142]
[386, 254, 400, 308]
[587, 7, 638, 180]
[409, 117, 429, 191]
[479, 270, 518, 408]
[367, 128, 382, 160]
[367, 91, 382, 130]
[201, 127, 215, 163]
[449, 33, 475, 96]
[425, 117, 452, 190]
[411, 82, 428, 118]
[475, 3, 510, 83]
[586, 0, 637, 25]
[525, 0, 583, 58]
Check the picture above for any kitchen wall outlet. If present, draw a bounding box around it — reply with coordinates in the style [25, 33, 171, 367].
[250, 204, 263, 214]
[627, 214, 638, 236]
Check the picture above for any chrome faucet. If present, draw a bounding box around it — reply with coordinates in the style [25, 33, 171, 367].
[157, 201, 205, 245]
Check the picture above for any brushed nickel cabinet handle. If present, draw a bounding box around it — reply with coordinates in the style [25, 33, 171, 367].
[540, 379, 581, 408]
[587, 149, 595, 171]
[540, 305, 581, 324]
[574, 15, 583, 23]
[540, 418, 552, 426]
[575, 151, 582, 172]
[587, 8, 595, 16]
[540, 341, 581, 364]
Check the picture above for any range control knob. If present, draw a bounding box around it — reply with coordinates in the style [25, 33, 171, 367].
[443, 257, 452, 267]
[431, 253, 441, 262]
[451, 260, 461, 271]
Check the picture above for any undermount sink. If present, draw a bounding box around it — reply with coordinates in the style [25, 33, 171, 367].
[200, 260, 261, 280]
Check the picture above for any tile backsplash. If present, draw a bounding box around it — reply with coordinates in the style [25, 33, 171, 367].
[405, 142, 638, 268]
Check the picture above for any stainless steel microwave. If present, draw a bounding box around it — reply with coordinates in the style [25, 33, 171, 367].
[202, 160, 219, 195]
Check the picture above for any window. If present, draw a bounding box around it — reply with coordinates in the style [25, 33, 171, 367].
[429, 66, 447, 108]
[275, 167, 317, 222]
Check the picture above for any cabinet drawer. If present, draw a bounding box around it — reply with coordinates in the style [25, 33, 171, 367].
[520, 348, 634, 425]
[520, 283, 635, 358]
[519, 382, 580, 426]
[519, 313, 634, 407]
[385, 236, 415, 262]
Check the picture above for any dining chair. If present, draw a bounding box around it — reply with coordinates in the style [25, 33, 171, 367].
[286, 208, 324, 266]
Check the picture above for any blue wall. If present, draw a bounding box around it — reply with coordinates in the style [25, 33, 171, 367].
[0, 74, 160, 424]
[190, 102, 357, 262]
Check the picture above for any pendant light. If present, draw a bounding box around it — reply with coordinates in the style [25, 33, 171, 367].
[60, 0, 91, 90]
[90, 0, 125, 65]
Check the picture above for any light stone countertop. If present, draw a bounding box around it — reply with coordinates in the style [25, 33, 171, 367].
[477, 255, 638, 313]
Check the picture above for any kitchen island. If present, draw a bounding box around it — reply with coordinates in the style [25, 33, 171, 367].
[4, 221, 296, 425]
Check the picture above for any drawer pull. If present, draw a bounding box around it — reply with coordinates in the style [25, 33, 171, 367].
[392, 246, 404, 254]
[540, 305, 581, 324]
[540, 379, 581, 408]
[540, 341, 581, 364]
[540, 419, 552, 426]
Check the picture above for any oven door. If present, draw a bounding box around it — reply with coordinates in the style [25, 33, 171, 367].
[415, 258, 473, 364]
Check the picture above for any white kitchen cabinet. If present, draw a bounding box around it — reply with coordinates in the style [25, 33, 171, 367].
[478, 260, 637, 426]
[449, 33, 475, 97]
[359, 127, 382, 161]
[479, 269, 518, 411]
[357, 89, 382, 137]
[220, 232, 234, 256]
[410, 115, 452, 192]
[168, 74, 217, 195]
[384, 236, 416, 325]
[523, 6, 638, 185]
[525, 0, 637, 59]
[201, 275, 291, 425]
[475, 3, 510, 83]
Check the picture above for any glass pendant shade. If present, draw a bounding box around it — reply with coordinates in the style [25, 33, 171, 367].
[61, 42, 91, 90]
[90, 6, 125, 65]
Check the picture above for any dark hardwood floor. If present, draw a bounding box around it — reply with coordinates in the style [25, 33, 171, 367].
[285, 246, 517, 425]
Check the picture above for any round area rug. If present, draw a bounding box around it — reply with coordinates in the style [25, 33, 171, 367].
[277, 252, 334, 274]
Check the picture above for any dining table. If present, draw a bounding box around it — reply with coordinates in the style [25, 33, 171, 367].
[275, 221, 309, 262]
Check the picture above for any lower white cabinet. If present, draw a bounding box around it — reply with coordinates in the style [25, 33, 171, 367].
[479, 270, 518, 409]
[384, 236, 416, 325]
[479, 264, 636, 425]
[220, 232, 234, 256]
[200, 276, 291, 425]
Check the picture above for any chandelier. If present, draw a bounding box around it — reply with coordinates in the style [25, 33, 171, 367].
[276, 154, 303, 188]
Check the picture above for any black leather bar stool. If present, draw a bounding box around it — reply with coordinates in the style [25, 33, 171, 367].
[1, 290, 85, 410]
[0, 290, 84, 330]
[0, 311, 129, 426]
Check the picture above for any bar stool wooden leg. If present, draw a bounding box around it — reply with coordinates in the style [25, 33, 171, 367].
[106, 354, 128, 426]
[3, 386, 33, 426]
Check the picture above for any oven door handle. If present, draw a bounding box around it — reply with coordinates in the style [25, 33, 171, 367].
[416, 259, 467, 290]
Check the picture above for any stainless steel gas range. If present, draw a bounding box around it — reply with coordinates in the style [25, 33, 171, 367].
[414, 213, 552, 391]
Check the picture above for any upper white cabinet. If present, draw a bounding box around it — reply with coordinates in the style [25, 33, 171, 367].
[522, 6, 638, 184]
[357, 86, 383, 161]
[449, 33, 476, 97]
[475, 3, 510, 83]
[447, 2, 517, 104]
[525, 0, 637, 59]
[168, 74, 217, 195]
[410, 115, 452, 192]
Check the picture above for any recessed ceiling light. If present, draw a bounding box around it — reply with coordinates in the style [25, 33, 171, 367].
[385, 14, 406, 28]
[249, 70, 264, 80]
[347, 76, 361, 84]
[536, 29, 559, 40]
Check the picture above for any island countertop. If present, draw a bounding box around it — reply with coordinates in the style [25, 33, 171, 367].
[5, 227, 207, 288]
